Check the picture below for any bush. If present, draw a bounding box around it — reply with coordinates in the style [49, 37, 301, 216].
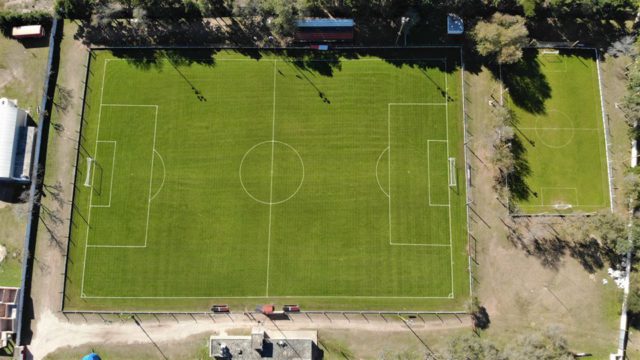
[0, 11, 53, 36]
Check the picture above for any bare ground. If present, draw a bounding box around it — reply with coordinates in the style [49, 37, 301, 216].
[465, 62, 622, 357]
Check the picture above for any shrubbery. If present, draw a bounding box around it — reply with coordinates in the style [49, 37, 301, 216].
[0, 11, 53, 36]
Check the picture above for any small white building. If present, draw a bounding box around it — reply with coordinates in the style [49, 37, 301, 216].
[0, 98, 35, 182]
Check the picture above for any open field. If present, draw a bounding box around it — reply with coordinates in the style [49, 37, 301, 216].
[503, 49, 610, 215]
[63, 48, 469, 311]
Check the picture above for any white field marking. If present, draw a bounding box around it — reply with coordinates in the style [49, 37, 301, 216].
[540, 53, 567, 72]
[427, 140, 450, 207]
[239, 141, 305, 205]
[265, 60, 277, 297]
[387, 100, 454, 252]
[105, 57, 448, 63]
[375, 147, 390, 198]
[90, 141, 117, 208]
[83, 55, 460, 300]
[81, 59, 108, 298]
[150, 149, 166, 202]
[519, 127, 598, 131]
[388, 103, 447, 106]
[595, 49, 615, 213]
[540, 187, 579, 206]
[445, 61, 455, 298]
[81, 294, 455, 299]
[81, 101, 159, 296]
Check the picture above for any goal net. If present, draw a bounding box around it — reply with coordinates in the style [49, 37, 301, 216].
[84, 157, 93, 187]
[448, 157, 456, 187]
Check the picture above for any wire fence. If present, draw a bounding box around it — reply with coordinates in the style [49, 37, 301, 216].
[15, 18, 61, 347]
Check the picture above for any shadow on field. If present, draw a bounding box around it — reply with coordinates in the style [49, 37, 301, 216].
[506, 134, 532, 202]
[496, 51, 551, 115]
[505, 217, 616, 273]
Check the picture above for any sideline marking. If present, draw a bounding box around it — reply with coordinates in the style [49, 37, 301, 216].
[265, 60, 277, 297]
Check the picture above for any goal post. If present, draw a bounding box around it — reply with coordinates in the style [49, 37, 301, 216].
[84, 157, 93, 187]
[448, 157, 456, 187]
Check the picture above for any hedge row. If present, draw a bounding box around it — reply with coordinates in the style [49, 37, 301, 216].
[0, 11, 53, 36]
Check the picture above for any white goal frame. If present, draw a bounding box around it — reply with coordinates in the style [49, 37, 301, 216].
[84, 157, 93, 187]
[448, 157, 456, 187]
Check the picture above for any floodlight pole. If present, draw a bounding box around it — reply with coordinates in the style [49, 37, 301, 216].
[395, 17, 409, 46]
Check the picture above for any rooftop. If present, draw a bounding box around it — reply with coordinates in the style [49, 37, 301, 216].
[210, 329, 317, 360]
[447, 14, 464, 35]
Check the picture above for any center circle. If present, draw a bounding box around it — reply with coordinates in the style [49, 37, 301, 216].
[534, 109, 575, 149]
[239, 141, 304, 205]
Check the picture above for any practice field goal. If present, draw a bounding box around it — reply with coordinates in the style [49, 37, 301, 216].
[448, 157, 456, 187]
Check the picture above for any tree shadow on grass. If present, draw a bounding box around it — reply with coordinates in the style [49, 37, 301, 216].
[497, 50, 551, 115]
[507, 134, 533, 202]
[507, 218, 614, 273]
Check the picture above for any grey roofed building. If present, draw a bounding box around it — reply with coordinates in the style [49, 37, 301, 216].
[210, 328, 318, 360]
[0, 98, 35, 182]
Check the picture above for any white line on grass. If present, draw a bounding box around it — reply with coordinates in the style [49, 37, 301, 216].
[81, 97, 159, 295]
[80, 59, 108, 298]
[375, 147, 390, 198]
[90, 141, 117, 208]
[540, 187, 579, 206]
[595, 49, 615, 213]
[150, 149, 166, 202]
[444, 61, 455, 298]
[265, 60, 277, 297]
[519, 127, 598, 131]
[144, 106, 159, 247]
[387, 101, 454, 248]
[427, 140, 450, 207]
[81, 294, 455, 299]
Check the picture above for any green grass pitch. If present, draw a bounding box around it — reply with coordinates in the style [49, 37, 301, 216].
[503, 49, 611, 215]
[63, 48, 470, 311]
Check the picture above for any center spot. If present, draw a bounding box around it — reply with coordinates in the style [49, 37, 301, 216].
[239, 141, 304, 205]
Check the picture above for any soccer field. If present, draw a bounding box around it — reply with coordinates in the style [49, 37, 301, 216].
[503, 49, 611, 215]
[63, 48, 470, 311]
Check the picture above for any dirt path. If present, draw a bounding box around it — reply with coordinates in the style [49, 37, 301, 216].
[29, 309, 470, 358]
[28, 19, 89, 342]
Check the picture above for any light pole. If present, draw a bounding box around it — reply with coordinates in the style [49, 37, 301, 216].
[395, 16, 409, 46]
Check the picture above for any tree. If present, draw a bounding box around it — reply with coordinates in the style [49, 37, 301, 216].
[467, 296, 491, 330]
[607, 35, 638, 58]
[518, 0, 541, 17]
[54, 0, 93, 18]
[502, 327, 574, 360]
[262, 0, 298, 38]
[472, 13, 529, 64]
[628, 272, 640, 314]
[445, 334, 501, 360]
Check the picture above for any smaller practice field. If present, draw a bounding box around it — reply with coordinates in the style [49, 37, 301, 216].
[63, 48, 470, 311]
[503, 49, 611, 214]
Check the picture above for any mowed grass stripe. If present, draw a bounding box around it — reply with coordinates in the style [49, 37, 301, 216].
[64, 49, 469, 310]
